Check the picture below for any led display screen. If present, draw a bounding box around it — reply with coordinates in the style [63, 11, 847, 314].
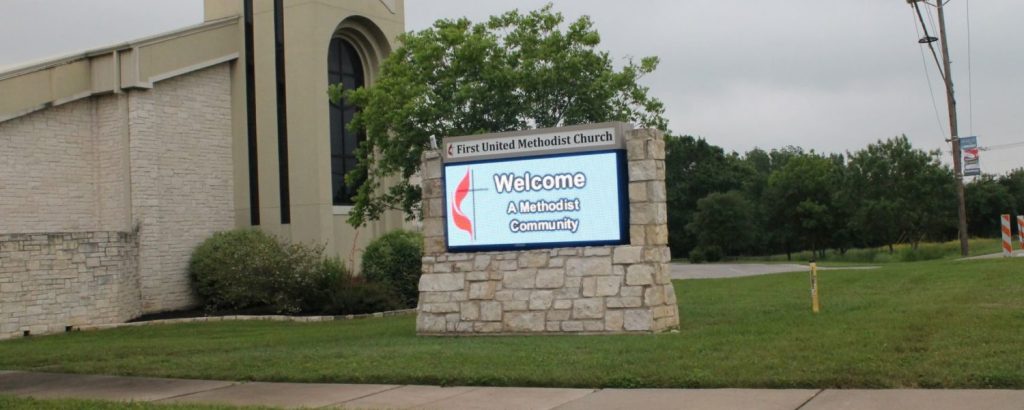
[444, 150, 628, 252]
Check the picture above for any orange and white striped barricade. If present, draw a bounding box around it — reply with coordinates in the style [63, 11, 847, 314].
[1018, 215, 1024, 252]
[1002, 214, 1013, 257]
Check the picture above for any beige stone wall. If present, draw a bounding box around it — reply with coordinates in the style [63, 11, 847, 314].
[0, 98, 102, 234]
[0, 232, 140, 339]
[128, 64, 235, 313]
[0, 62, 235, 337]
[417, 129, 680, 335]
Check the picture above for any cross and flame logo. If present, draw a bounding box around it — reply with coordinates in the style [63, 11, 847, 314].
[450, 168, 475, 240]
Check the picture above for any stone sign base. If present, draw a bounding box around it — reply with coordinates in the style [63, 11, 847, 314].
[417, 128, 679, 335]
[418, 246, 677, 334]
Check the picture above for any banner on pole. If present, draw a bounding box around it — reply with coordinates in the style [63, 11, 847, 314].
[961, 136, 981, 176]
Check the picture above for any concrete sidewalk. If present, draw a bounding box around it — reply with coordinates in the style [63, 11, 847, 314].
[2, 371, 1023, 409]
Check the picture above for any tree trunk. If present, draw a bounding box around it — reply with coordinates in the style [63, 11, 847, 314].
[888, 243, 894, 254]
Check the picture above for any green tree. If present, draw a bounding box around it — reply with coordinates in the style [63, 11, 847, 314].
[664, 135, 749, 257]
[999, 168, 1024, 216]
[764, 153, 842, 259]
[845, 136, 955, 249]
[331, 4, 667, 226]
[966, 175, 1016, 237]
[686, 191, 757, 257]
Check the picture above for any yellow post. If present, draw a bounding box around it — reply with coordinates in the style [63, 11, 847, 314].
[809, 262, 820, 313]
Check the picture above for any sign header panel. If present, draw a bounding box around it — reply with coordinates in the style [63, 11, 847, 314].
[443, 122, 630, 163]
[444, 150, 628, 252]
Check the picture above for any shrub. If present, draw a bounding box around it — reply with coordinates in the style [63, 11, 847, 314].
[191, 229, 409, 315]
[307, 257, 403, 315]
[189, 229, 283, 311]
[688, 247, 707, 264]
[689, 245, 723, 263]
[190, 229, 327, 314]
[361, 230, 423, 307]
[266, 241, 326, 314]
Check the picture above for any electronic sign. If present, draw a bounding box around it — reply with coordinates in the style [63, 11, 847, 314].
[442, 124, 630, 252]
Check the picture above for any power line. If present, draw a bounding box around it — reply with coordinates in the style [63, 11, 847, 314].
[980, 141, 1024, 151]
[911, 7, 946, 137]
[966, 0, 974, 136]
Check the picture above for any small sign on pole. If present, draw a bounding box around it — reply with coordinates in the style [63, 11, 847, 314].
[1002, 214, 1013, 257]
[961, 136, 981, 176]
[809, 262, 820, 313]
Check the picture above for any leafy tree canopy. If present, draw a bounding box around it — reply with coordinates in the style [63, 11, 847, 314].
[331, 4, 668, 226]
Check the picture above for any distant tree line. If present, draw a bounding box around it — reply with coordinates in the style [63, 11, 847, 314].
[665, 134, 1024, 261]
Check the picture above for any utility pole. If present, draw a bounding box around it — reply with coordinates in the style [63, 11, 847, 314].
[936, 1, 970, 257]
[909, 0, 969, 256]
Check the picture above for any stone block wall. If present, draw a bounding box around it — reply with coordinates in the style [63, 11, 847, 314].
[0, 96, 113, 234]
[0, 62, 235, 335]
[128, 63, 235, 313]
[417, 128, 679, 335]
[0, 232, 140, 339]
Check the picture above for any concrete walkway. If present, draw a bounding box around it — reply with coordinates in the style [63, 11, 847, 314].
[3, 371, 1023, 409]
[670, 263, 878, 280]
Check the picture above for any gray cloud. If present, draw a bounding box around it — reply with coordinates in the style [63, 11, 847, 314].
[2, 0, 1020, 174]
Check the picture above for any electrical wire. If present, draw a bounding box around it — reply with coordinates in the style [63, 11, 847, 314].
[966, 0, 974, 136]
[911, 6, 947, 137]
[980, 141, 1024, 151]
[912, 1, 946, 82]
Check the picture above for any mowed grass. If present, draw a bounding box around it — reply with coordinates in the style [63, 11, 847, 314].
[0, 258, 1021, 388]
[733, 238, 1005, 264]
[0, 395, 276, 410]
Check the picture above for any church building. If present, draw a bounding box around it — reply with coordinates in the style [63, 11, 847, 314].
[0, 0, 407, 337]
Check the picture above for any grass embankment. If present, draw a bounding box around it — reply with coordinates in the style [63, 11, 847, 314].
[0, 396, 274, 410]
[731, 238, 1003, 264]
[0, 258, 1021, 388]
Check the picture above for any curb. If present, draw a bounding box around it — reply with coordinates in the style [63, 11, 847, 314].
[1, 309, 417, 340]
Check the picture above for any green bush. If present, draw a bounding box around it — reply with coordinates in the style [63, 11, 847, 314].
[189, 229, 284, 311]
[191, 229, 412, 315]
[308, 257, 403, 315]
[188, 230, 325, 314]
[688, 247, 707, 264]
[361, 230, 423, 307]
[689, 245, 723, 263]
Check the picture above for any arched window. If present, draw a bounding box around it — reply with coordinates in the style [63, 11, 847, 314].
[328, 37, 365, 206]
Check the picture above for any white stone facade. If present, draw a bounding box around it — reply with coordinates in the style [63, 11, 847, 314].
[0, 64, 234, 337]
[417, 129, 680, 335]
[0, 232, 140, 338]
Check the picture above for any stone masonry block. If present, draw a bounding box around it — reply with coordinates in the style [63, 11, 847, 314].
[480, 301, 502, 321]
[565, 257, 611, 277]
[535, 269, 564, 288]
[529, 290, 554, 310]
[419, 273, 465, 292]
[613, 246, 644, 264]
[625, 264, 654, 286]
[503, 269, 537, 289]
[468, 281, 496, 299]
[628, 160, 656, 182]
[624, 309, 653, 331]
[518, 252, 549, 268]
[573, 299, 604, 319]
[628, 182, 648, 202]
[595, 276, 621, 296]
[504, 311, 545, 332]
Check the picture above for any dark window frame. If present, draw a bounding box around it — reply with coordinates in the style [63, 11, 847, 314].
[328, 38, 366, 206]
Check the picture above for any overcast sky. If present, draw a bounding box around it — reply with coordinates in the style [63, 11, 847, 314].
[1, 0, 1020, 174]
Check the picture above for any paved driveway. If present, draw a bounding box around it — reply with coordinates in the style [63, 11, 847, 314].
[670, 263, 877, 280]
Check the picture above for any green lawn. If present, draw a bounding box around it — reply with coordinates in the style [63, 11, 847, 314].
[725, 238, 1005, 264]
[0, 395, 276, 410]
[1, 258, 1021, 389]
